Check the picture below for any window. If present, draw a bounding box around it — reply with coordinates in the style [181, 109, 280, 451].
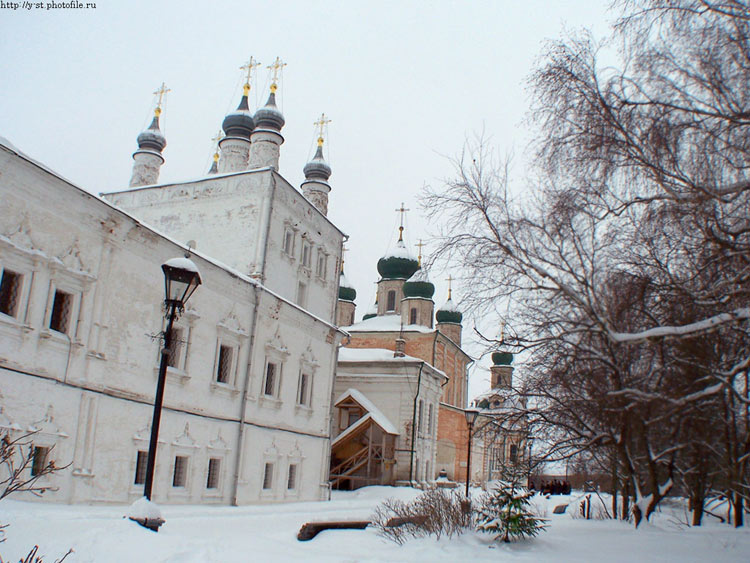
[510, 444, 518, 463]
[283, 228, 295, 257]
[417, 400, 424, 434]
[302, 240, 312, 270]
[316, 252, 327, 279]
[206, 457, 221, 489]
[386, 290, 396, 312]
[134, 450, 148, 485]
[173, 455, 188, 487]
[301, 241, 312, 269]
[297, 372, 312, 406]
[216, 345, 233, 384]
[31, 446, 50, 476]
[264, 362, 278, 396]
[410, 307, 417, 325]
[49, 290, 72, 334]
[167, 327, 184, 368]
[0, 269, 22, 318]
[427, 404, 434, 435]
[347, 409, 361, 428]
[287, 463, 298, 490]
[262, 462, 274, 490]
[297, 281, 307, 308]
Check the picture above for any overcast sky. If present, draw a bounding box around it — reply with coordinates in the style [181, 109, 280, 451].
[1, 0, 614, 397]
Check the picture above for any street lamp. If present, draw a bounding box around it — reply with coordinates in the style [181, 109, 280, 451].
[464, 408, 479, 497]
[136, 256, 201, 531]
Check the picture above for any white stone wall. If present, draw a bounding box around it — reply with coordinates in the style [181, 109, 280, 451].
[103, 170, 344, 324]
[0, 143, 342, 505]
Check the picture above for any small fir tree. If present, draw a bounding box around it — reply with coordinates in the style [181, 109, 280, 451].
[475, 465, 547, 543]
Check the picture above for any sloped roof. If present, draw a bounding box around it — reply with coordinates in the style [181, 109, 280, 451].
[333, 388, 399, 442]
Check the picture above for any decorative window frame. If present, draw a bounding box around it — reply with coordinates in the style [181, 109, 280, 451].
[260, 442, 281, 499]
[202, 431, 231, 501]
[300, 237, 312, 273]
[281, 223, 298, 263]
[0, 255, 33, 331]
[210, 318, 247, 395]
[0, 238, 38, 336]
[130, 422, 168, 497]
[39, 262, 93, 347]
[284, 443, 305, 499]
[166, 423, 200, 500]
[259, 335, 289, 408]
[315, 248, 328, 282]
[154, 307, 199, 384]
[295, 346, 318, 416]
[25, 406, 68, 486]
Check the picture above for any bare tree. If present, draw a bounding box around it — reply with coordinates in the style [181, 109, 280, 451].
[423, 0, 749, 529]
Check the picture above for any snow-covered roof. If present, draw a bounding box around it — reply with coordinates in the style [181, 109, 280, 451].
[332, 388, 399, 443]
[163, 256, 201, 275]
[347, 314, 434, 333]
[382, 239, 415, 260]
[406, 269, 430, 283]
[439, 296, 460, 313]
[338, 347, 422, 363]
[339, 272, 354, 289]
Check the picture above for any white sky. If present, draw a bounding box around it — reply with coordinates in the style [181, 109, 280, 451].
[1, 0, 614, 398]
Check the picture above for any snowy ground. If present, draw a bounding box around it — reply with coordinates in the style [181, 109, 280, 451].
[2, 487, 749, 562]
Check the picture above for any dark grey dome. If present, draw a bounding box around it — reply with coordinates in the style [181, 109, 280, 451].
[303, 145, 332, 181]
[222, 94, 255, 139]
[137, 115, 166, 152]
[254, 92, 285, 130]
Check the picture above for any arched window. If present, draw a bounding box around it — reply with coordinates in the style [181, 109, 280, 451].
[410, 307, 417, 324]
[386, 290, 396, 311]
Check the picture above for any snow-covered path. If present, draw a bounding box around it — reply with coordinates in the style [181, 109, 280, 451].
[2, 487, 749, 562]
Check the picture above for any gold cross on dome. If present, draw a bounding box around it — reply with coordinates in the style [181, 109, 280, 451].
[341, 245, 348, 272]
[240, 56, 261, 93]
[267, 57, 286, 92]
[152, 82, 170, 116]
[395, 202, 410, 242]
[314, 113, 332, 146]
[445, 275, 453, 299]
[415, 240, 425, 266]
[211, 130, 223, 160]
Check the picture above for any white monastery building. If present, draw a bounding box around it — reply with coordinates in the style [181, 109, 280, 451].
[0, 61, 349, 505]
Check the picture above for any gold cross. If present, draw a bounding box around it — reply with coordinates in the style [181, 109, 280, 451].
[395, 202, 410, 242]
[314, 113, 332, 146]
[267, 57, 286, 93]
[415, 240, 425, 266]
[153, 82, 170, 116]
[240, 56, 261, 94]
[445, 275, 453, 299]
[211, 130, 223, 161]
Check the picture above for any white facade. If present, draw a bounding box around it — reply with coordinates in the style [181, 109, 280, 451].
[0, 138, 345, 505]
[334, 348, 446, 484]
[103, 169, 343, 324]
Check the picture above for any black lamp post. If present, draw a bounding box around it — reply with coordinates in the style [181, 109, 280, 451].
[137, 257, 201, 530]
[464, 408, 479, 497]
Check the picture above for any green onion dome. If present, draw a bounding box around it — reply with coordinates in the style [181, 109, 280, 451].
[436, 296, 462, 324]
[403, 268, 435, 299]
[492, 351, 514, 366]
[376, 240, 419, 280]
[338, 272, 357, 302]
